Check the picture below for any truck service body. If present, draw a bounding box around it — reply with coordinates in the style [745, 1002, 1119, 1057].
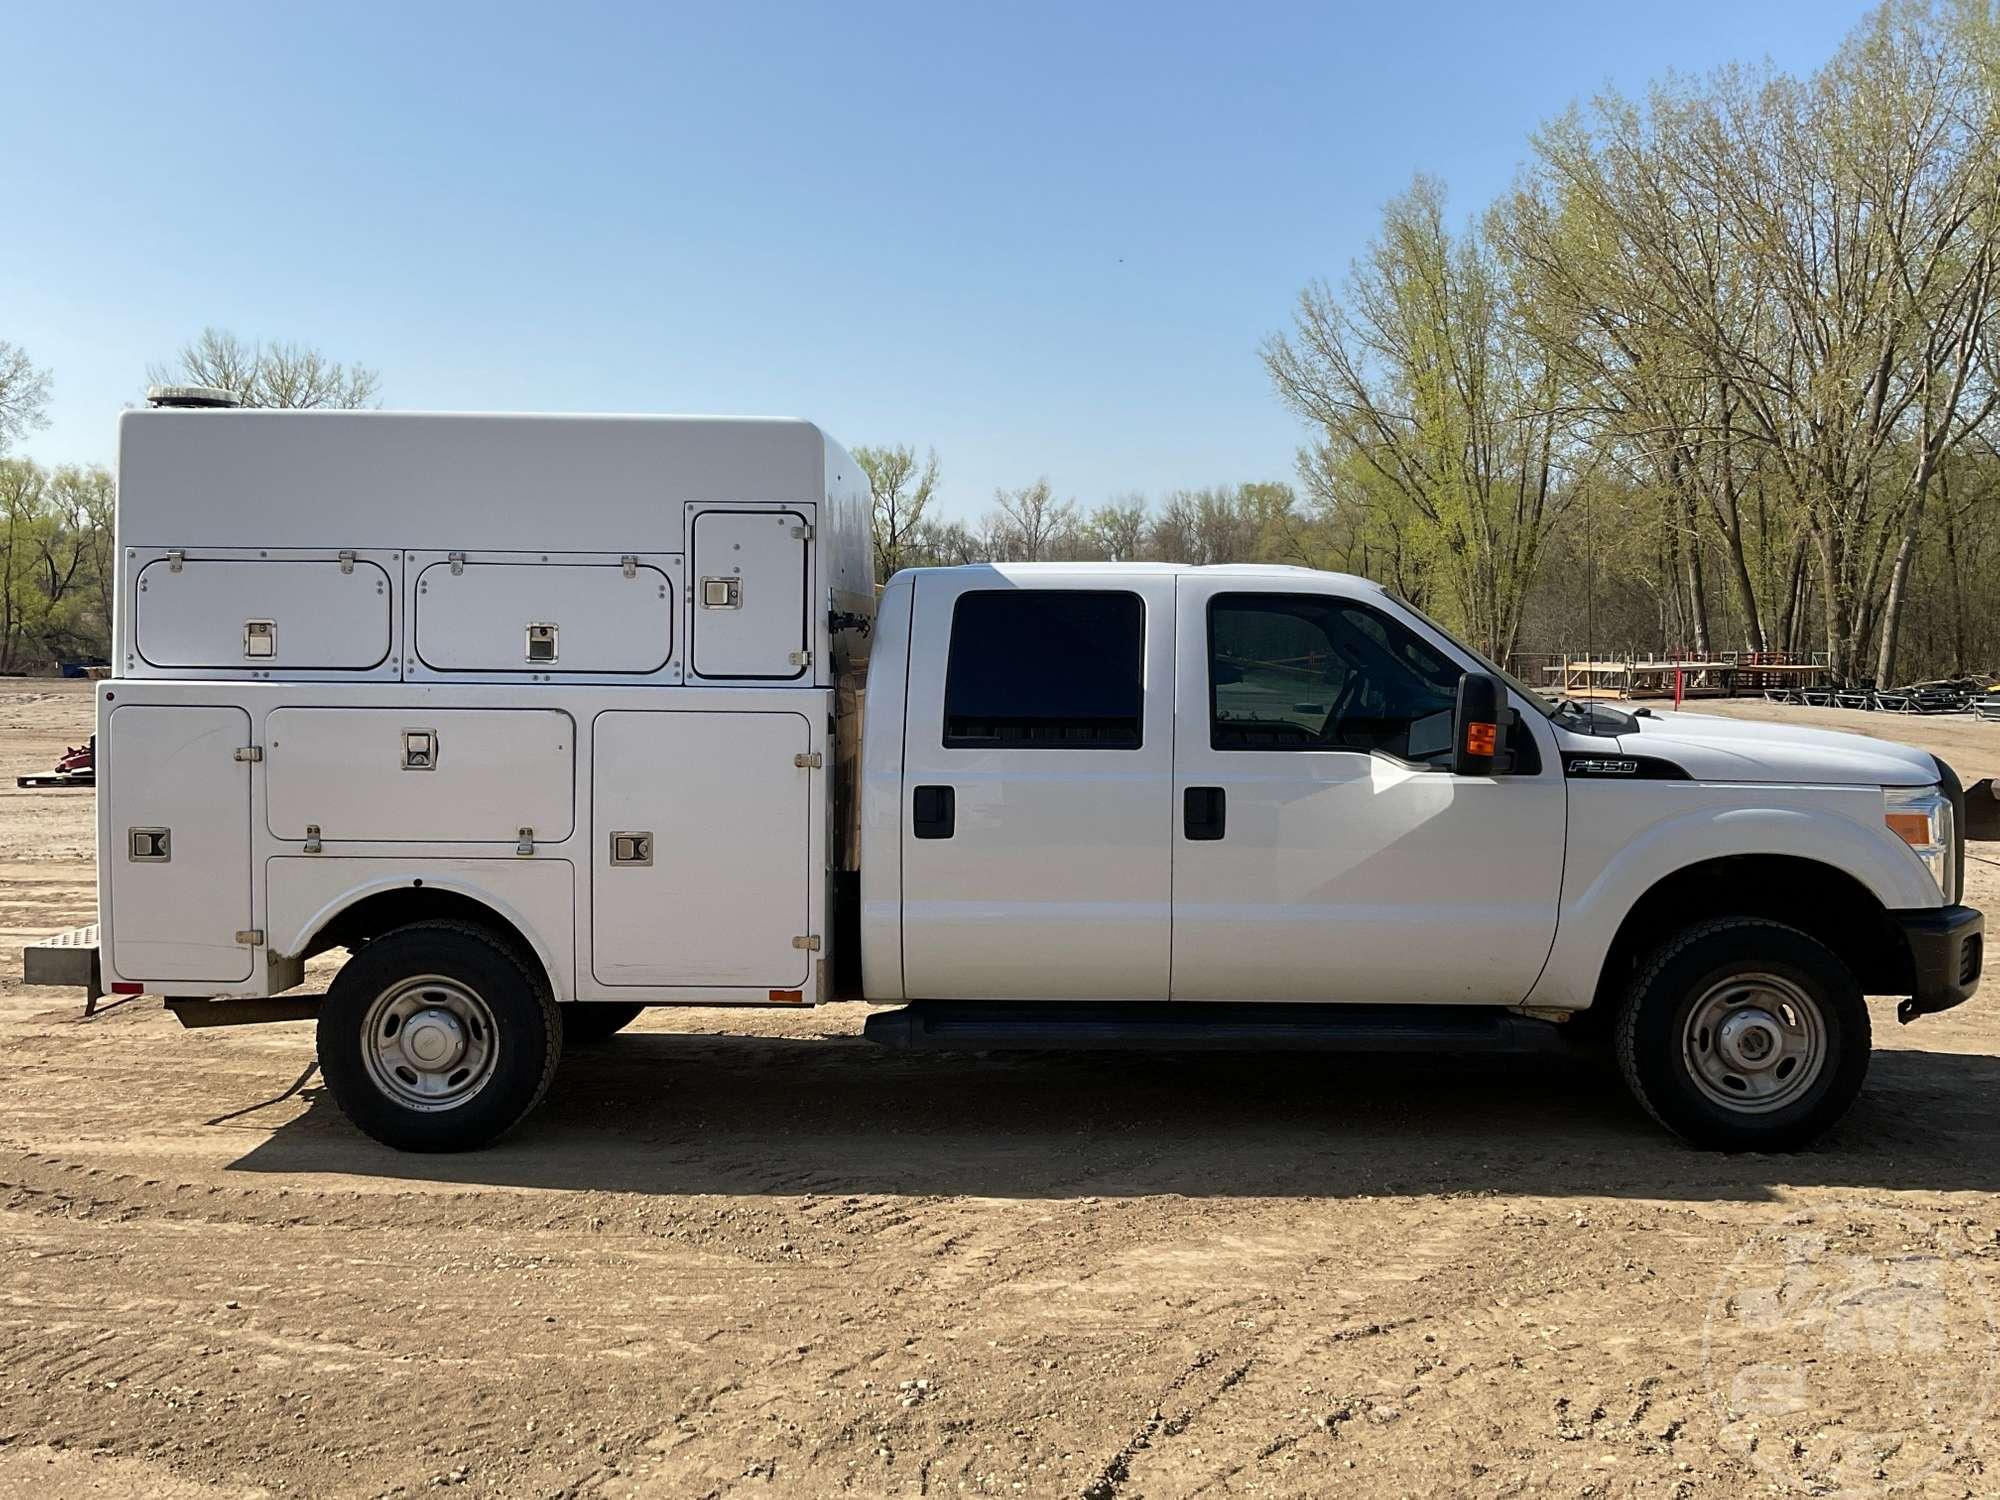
[25, 404, 1986, 1152]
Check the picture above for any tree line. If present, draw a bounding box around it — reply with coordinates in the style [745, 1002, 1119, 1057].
[7, 2, 1997, 690]
[871, 2, 2000, 688]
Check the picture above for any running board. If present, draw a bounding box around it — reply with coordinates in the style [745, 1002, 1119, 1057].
[863, 1002, 1578, 1055]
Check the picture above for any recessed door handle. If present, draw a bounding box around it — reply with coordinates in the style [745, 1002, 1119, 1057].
[1184, 786, 1226, 841]
[912, 784, 955, 839]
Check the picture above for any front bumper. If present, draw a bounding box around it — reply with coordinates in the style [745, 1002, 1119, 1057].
[1894, 904, 1983, 1023]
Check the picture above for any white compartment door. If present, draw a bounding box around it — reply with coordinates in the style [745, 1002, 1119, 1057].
[265, 708, 574, 844]
[591, 710, 813, 988]
[107, 705, 253, 983]
[414, 559, 674, 674]
[136, 557, 393, 670]
[689, 509, 810, 680]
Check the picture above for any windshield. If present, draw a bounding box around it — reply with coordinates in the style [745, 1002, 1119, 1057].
[1388, 595, 1560, 718]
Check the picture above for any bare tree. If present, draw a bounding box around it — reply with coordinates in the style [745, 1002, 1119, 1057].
[853, 444, 940, 579]
[0, 342, 51, 456]
[148, 328, 380, 409]
[1084, 496, 1149, 560]
[987, 479, 1079, 562]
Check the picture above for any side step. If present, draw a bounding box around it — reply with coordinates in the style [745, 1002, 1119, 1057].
[863, 1001, 1580, 1055]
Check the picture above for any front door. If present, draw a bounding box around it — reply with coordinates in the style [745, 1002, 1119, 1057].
[900, 569, 1176, 1000]
[1170, 577, 1565, 1005]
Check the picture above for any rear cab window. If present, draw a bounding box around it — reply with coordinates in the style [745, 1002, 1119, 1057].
[943, 590, 1145, 749]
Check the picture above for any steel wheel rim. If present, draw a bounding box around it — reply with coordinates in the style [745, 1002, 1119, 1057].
[1681, 972, 1827, 1114]
[360, 974, 498, 1112]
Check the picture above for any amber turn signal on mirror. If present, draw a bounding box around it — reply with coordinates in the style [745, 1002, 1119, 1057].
[1464, 722, 1498, 757]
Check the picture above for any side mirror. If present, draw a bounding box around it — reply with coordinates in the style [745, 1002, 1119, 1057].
[1453, 671, 1503, 776]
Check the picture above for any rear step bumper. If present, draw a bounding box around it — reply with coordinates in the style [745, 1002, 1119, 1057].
[863, 1001, 1583, 1055]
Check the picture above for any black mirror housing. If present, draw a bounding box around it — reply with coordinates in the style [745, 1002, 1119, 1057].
[1453, 671, 1503, 776]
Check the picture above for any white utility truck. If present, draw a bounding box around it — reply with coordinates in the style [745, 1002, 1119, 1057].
[24, 396, 1985, 1153]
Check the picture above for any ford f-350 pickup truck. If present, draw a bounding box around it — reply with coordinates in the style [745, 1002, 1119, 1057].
[23, 400, 1983, 1154]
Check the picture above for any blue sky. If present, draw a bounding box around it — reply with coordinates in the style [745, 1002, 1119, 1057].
[5, 1, 1871, 519]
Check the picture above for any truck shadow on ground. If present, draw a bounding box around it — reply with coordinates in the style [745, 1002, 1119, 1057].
[225, 1031, 2000, 1201]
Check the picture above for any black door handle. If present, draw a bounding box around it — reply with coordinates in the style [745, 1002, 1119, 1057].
[912, 784, 955, 839]
[1184, 786, 1226, 840]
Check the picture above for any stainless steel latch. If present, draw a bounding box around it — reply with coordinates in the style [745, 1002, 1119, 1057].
[128, 827, 170, 862]
[525, 623, 558, 663]
[609, 831, 653, 866]
[243, 619, 275, 658]
[402, 730, 438, 770]
[701, 577, 742, 609]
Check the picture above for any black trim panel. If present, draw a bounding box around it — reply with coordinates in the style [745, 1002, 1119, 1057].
[1893, 903, 1983, 1022]
[1560, 752, 1691, 780]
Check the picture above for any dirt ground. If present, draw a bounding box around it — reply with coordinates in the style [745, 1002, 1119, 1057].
[7, 679, 2000, 1499]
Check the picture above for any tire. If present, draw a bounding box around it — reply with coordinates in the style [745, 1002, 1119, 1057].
[561, 1002, 645, 1045]
[317, 920, 561, 1152]
[1616, 917, 1870, 1151]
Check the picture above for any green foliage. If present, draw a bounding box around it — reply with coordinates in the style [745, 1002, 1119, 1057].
[0, 458, 115, 670]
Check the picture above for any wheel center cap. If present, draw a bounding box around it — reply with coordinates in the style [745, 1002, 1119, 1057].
[1718, 1009, 1782, 1071]
[403, 1008, 467, 1070]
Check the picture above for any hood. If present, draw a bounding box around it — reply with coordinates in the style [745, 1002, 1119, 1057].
[1608, 709, 1938, 786]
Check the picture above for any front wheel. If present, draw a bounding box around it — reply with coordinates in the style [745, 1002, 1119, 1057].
[1616, 917, 1870, 1151]
[318, 920, 561, 1152]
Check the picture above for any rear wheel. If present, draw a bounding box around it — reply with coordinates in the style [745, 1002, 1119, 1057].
[318, 920, 561, 1152]
[561, 1002, 645, 1045]
[1616, 917, 1869, 1151]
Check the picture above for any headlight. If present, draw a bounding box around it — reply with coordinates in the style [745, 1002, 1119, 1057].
[1885, 784, 1955, 901]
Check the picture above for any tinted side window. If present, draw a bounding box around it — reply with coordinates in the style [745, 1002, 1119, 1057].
[944, 590, 1145, 749]
[1209, 593, 1460, 760]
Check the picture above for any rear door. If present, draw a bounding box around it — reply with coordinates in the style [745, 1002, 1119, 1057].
[899, 571, 1175, 1000]
[1170, 576, 1565, 1005]
[106, 704, 254, 984]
